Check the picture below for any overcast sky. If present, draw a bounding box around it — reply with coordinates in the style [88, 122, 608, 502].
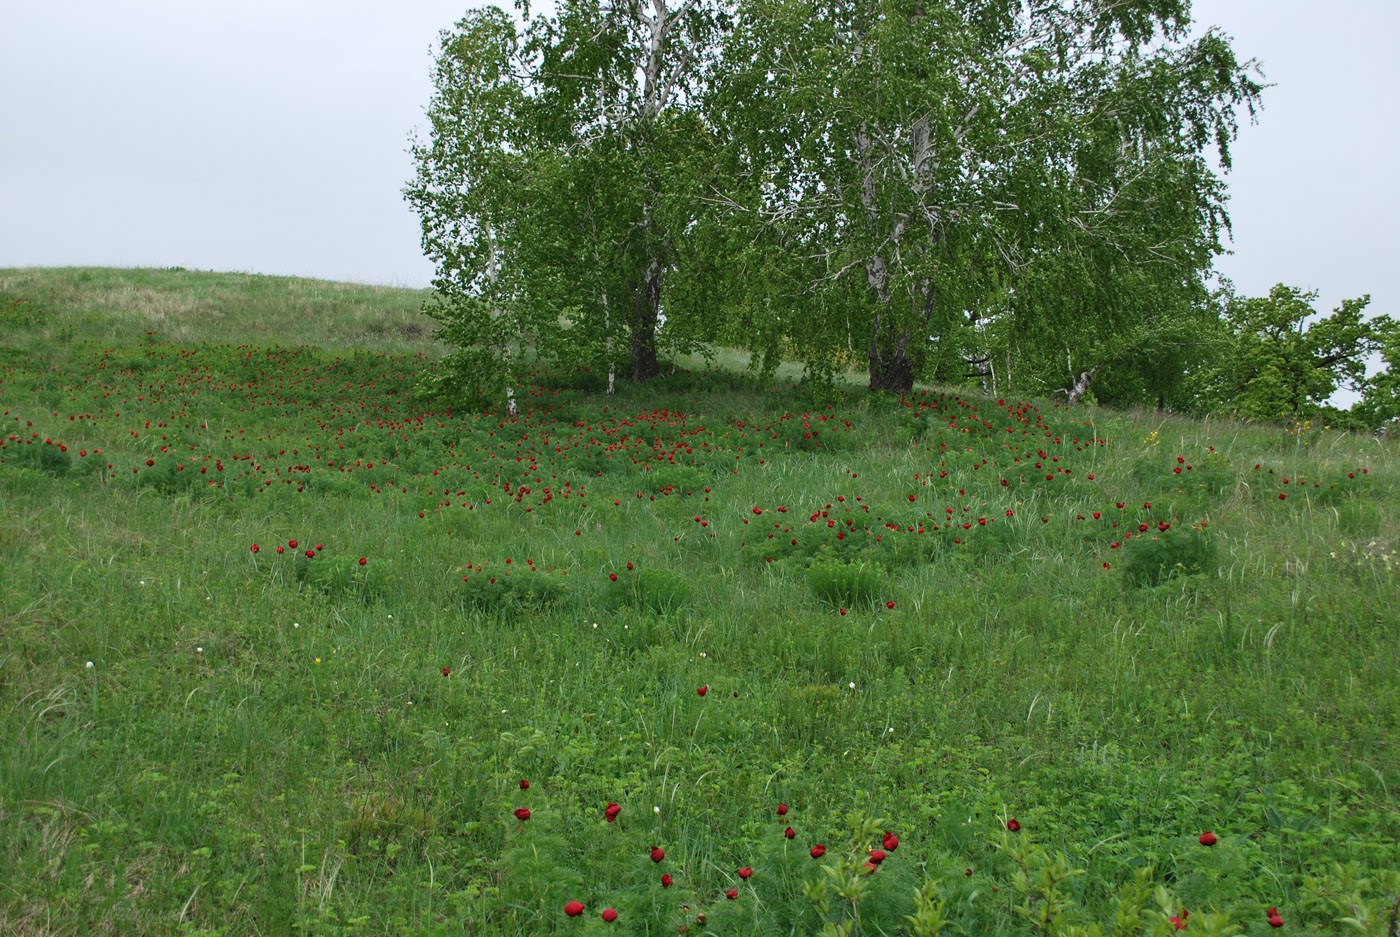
[3, 1, 1396, 327]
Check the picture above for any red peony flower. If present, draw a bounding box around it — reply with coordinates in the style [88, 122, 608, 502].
[1006, 818, 1021, 832]
[651, 846, 666, 863]
[441, 667, 451, 677]
[661, 873, 673, 888]
[776, 803, 789, 816]
[564, 900, 585, 917]
[514, 807, 531, 821]
[1170, 909, 1188, 930]
[725, 888, 738, 900]
[519, 779, 530, 790]
[288, 540, 298, 548]
[1198, 831, 1217, 846]
[358, 556, 367, 565]
[696, 685, 708, 697]
[250, 543, 260, 553]
[784, 826, 796, 839]
[1268, 914, 1284, 928]
[601, 908, 618, 923]
[737, 867, 753, 880]
[868, 849, 886, 865]
[882, 832, 899, 851]
[609, 573, 618, 581]
[605, 802, 621, 822]
[810, 844, 826, 858]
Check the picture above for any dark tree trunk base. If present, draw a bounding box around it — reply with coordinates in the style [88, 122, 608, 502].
[630, 263, 663, 381]
[869, 333, 917, 395]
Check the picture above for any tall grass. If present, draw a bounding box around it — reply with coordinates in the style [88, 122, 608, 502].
[1, 269, 1396, 935]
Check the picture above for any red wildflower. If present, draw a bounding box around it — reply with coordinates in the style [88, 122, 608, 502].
[441, 667, 451, 677]
[868, 849, 886, 864]
[514, 807, 531, 821]
[564, 900, 585, 917]
[601, 908, 618, 923]
[288, 540, 298, 548]
[250, 543, 260, 553]
[519, 779, 530, 790]
[776, 803, 789, 816]
[784, 826, 796, 839]
[810, 844, 826, 858]
[886, 601, 896, 609]
[1170, 909, 1188, 930]
[605, 802, 621, 822]
[651, 846, 666, 863]
[726, 888, 738, 900]
[1199, 831, 1217, 846]
[882, 832, 899, 851]
[696, 685, 708, 697]
[609, 573, 618, 581]
[661, 873, 673, 887]
[737, 867, 753, 880]
[1006, 818, 1021, 832]
[358, 556, 367, 565]
[1268, 913, 1284, 928]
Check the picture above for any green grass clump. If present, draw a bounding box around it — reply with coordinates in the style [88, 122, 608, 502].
[806, 557, 886, 608]
[0, 269, 1396, 935]
[1121, 525, 1217, 587]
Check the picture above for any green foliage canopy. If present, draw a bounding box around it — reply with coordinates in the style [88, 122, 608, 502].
[711, 0, 1263, 394]
[1198, 283, 1391, 425]
[407, 1, 729, 409]
[409, 1, 1269, 407]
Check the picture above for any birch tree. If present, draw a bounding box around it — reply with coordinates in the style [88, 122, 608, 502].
[407, 8, 533, 412]
[715, 0, 1263, 395]
[408, 0, 728, 410]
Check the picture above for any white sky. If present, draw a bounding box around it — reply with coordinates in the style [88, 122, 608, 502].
[2, 1, 1395, 329]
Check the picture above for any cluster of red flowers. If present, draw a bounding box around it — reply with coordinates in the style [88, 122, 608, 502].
[532, 794, 865, 924]
[249, 538, 369, 567]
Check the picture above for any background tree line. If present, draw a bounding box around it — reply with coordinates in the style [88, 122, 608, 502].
[405, 0, 1396, 430]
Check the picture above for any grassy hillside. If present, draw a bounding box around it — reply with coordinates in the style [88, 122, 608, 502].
[1, 269, 1396, 935]
[0, 266, 436, 352]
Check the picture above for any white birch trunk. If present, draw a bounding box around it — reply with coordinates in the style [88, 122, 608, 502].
[485, 223, 518, 417]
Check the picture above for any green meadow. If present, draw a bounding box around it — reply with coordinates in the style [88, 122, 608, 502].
[1, 268, 1396, 935]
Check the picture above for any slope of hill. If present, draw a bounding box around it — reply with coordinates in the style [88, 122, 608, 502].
[1, 268, 1395, 935]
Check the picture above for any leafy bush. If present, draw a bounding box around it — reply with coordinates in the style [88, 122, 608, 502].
[5, 439, 71, 476]
[298, 553, 383, 603]
[1122, 526, 1216, 588]
[604, 566, 691, 615]
[461, 569, 568, 613]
